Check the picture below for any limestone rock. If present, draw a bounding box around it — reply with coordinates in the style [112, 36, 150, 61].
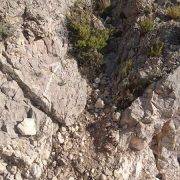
[17, 118, 37, 136]
[95, 98, 105, 109]
[30, 163, 42, 179]
[0, 161, 7, 175]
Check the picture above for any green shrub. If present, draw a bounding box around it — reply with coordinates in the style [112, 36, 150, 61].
[148, 41, 164, 57]
[138, 18, 154, 34]
[0, 22, 12, 40]
[166, 6, 180, 20]
[119, 59, 133, 78]
[67, 3, 110, 67]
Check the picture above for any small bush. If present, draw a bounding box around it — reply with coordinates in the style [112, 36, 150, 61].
[67, 3, 110, 68]
[166, 5, 180, 20]
[138, 18, 154, 34]
[119, 59, 133, 78]
[148, 41, 164, 57]
[0, 22, 12, 40]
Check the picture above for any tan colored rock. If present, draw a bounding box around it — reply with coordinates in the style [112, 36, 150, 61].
[129, 136, 146, 151]
[95, 98, 105, 109]
[0, 161, 6, 175]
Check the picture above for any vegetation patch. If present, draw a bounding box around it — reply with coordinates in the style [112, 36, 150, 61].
[67, 2, 110, 71]
[0, 22, 13, 40]
[148, 40, 164, 57]
[166, 5, 180, 20]
[119, 59, 133, 79]
[138, 18, 155, 34]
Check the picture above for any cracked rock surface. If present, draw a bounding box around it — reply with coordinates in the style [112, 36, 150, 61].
[0, 0, 179, 180]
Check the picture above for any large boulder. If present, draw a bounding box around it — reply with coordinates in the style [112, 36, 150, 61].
[120, 66, 180, 179]
[0, 0, 87, 126]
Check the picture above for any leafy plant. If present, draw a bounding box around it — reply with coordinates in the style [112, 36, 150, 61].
[67, 3, 110, 68]
[148, 41, 164, 57]
[138, 18, 155, 34]
[166, 5, 180, 20]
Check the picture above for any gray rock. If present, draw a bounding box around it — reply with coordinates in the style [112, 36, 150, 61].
[94, 78, 101, 84]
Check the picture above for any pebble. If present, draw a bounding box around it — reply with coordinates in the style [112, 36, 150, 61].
[95, 98, 105, 109]
[94, 78, 101, 84]
[94, 89, 100, 98]
[112, 105, 117, 111]
[30, 163, 42, 179]
[113, 169, 123, 179]
[17, 118, 36, 136]
[99, 174, 107, 180]
[69, 177, 74, 180]
[129, 136, 145, 151]
[0, 161, 7, 174]
[69, 154, 74, 160]
[57, 132, 65, 144]
[8, 166, 17, 175]
[91, 168, 95, 174]
[15, 172, 22, 180]
[52, 177, 58, 180]
[61, 126, 66, 132]
[113, 112, 121, 121]
[111, 130, 120, 142]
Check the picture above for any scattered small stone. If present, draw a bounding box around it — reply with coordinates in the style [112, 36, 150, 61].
[61, 126, 66, 132]
[15, 172, 22, 180]
[5, 173, 15, 180]
[94, 78, 101, 84]
[0, 161, 7, 174]
[99, 174, 107, 180]
[92, 83, 98, 88]
[95, 98, 105, 109]
[69, 154, 74, 160]
[111, 130, 120, 143]
[91, 168, 95, 174]
[30, 163, 42, 179]
[113, 169, 123, 179]
[52, 177, 58, 180]
[17, 118, 36, 136]
[94, 113, 98, 118]
[113, 112, 121, 121]
[112, 105, 117, 111]
[122, 124, 128, 130]
[8, 165, 17, 175]
[75, 125, 79, 131]
[57, 132, 65, 144]
[69, 177, 74, 180]
[94, 89, 100, 98]
[70, 127, 75, 132]
[129, 136, 145, 151]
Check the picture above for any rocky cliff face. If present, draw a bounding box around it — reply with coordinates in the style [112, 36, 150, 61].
[0, 0, 179, 180]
